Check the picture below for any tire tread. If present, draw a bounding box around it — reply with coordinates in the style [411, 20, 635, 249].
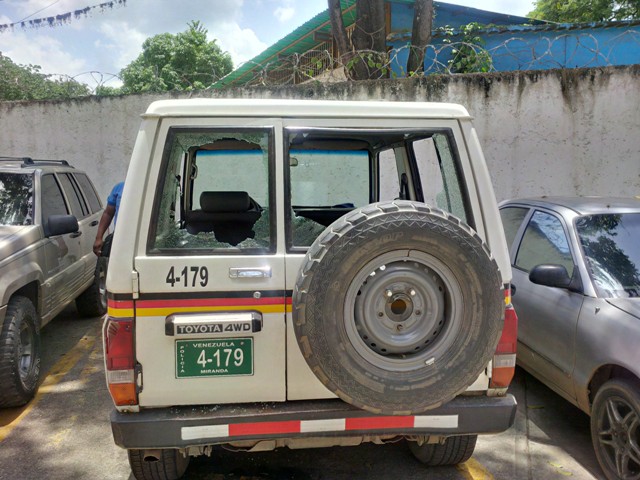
[75, 257, 107, 317]
[293, 200, 503, 414]
[409, 435, 478, 466]
[0, 295, 40, 407]
[590, 378, 640, 480]
[128, 449, 189, 480]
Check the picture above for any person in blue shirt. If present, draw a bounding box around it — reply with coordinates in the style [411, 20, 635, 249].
[93, 181, 124, 257]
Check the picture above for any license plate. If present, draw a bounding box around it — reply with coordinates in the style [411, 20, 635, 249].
[176, 338, 253, 378]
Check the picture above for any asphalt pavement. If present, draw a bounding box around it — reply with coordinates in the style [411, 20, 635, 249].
[0, 307, 605, 480]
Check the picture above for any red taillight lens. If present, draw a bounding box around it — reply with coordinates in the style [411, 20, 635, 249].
[103, 317, 138, 406]
[490, 287, 518, 388]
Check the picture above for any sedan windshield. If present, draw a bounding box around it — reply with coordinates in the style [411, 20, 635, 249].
[576, 213, 640, 298]
[0, 173, 34, 226]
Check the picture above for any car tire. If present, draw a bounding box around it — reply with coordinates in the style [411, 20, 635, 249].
[293, 201, 504, 415]
[76, 256, 108, 317]
[590, 378, 640, 480]
[0, 295, 41, 407]
[408, 434, 478, 465]
[128, 449, 190, 480]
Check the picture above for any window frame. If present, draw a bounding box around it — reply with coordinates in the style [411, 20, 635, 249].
[408, 130, 472, 225]
[58, 172, 90, 219]
[513, 208, 577, 275]
[284, 127, 375, 254]
[284, 126, 473, 253]
[40, 173, 70, 223]
[499, 205, 531, 256]
[73, 173, 102, 214]
[146, 126, 277, 256]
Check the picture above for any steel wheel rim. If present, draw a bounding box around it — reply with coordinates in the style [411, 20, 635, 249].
[343, 250, 462, 372]
[596, 395, 640, 479]
[18, 319, 34, 381]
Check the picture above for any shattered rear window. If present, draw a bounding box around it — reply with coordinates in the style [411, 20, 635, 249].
[149, 128, 274, 254]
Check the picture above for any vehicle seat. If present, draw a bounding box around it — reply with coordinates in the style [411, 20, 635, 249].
[185, 191, 261, 245]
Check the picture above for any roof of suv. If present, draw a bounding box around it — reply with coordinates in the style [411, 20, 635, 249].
[502, 196, 640, 215]
[144, 99, 472, 119]
[0, 157, 74, 174]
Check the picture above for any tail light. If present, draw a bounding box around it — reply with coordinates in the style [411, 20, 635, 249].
[103, 316, 138, 406]
[490, 287, 518, 389]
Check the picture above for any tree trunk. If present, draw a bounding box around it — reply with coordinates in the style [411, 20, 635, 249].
[352, 0, 386, 52]
[406, 0, 434, 75]
[328, 0, 350, 57]
[349, 0, 387, 80]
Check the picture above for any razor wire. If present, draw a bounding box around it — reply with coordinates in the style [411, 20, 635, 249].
[227, 28, 640, 87]
[1, 28, 639, 99]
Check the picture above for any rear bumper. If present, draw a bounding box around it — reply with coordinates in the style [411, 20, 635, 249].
[111, 394, 517, 449]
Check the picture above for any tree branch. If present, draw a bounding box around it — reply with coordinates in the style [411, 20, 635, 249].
[407, 0, 434, 75]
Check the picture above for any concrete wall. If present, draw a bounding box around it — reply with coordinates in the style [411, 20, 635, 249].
[1, 66, 638, 204]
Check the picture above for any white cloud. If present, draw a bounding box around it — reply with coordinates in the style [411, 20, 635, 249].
[97, 21, 147, 70]
[90, 3, 268, 73]
[0, 32, 86, 75]
[106, 0, 245, 35]
[213, 22, 268, 66]
[0, 0, 315, 85]
[274, 7, 295, 23]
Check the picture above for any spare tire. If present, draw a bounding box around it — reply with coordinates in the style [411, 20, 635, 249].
[292, 201, 504, 415]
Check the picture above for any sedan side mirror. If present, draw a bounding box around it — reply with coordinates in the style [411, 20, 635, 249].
[529, 264, 573, 289]
[45, 214, 79, 237]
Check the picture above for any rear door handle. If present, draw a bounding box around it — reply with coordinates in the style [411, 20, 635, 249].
[70, 231, 82, 238]
[229, 267, 272, 279]
[90, 220, 99, 227]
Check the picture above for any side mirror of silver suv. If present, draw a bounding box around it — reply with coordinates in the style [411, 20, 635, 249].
[44, 214, 79, 237]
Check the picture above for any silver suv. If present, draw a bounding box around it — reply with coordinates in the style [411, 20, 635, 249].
[0, 157, 106, 407]
[104, 99, 518, 480]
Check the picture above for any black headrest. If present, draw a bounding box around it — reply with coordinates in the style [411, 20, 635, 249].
[200, 191, 251, 213]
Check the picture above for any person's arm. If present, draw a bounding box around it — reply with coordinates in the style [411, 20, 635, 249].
[93, 204, 116, 256]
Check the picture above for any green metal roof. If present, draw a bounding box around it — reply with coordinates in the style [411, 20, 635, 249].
[213, 0, 356, 88]
[213, 0, 538, 88]
[214, 0, 356, 88]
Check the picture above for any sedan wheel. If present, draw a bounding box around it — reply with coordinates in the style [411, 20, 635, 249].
[591, 379, 640, 480]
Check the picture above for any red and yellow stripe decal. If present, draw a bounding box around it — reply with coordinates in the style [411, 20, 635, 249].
[181, 414, 459, 441]
[108, 299, 135, 318]
[108, 295, 292, 318]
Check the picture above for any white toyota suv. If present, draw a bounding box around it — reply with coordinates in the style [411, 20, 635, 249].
[103, 99, 518, 480]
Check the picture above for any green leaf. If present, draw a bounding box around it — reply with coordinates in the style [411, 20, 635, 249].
[119, 20, 234, 93]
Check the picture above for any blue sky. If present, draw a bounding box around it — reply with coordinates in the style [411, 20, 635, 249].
[0, 0, 535, 89]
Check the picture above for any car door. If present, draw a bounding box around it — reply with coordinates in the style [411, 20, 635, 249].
[282, 119, 485, 399]
[508, 208, 583, 399]
[39, 173, 84, 319]
[57, 172, 100, 286]
[131, 120, 287, 408]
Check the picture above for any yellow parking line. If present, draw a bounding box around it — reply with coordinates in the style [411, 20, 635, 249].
[457, 458, 495, 480]
[1, 325, 498, 480]
[79, 340, 103, 378]
[0, 329, 97, 442]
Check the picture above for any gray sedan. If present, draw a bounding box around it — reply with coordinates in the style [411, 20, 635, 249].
[499, 197, 640, 480]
